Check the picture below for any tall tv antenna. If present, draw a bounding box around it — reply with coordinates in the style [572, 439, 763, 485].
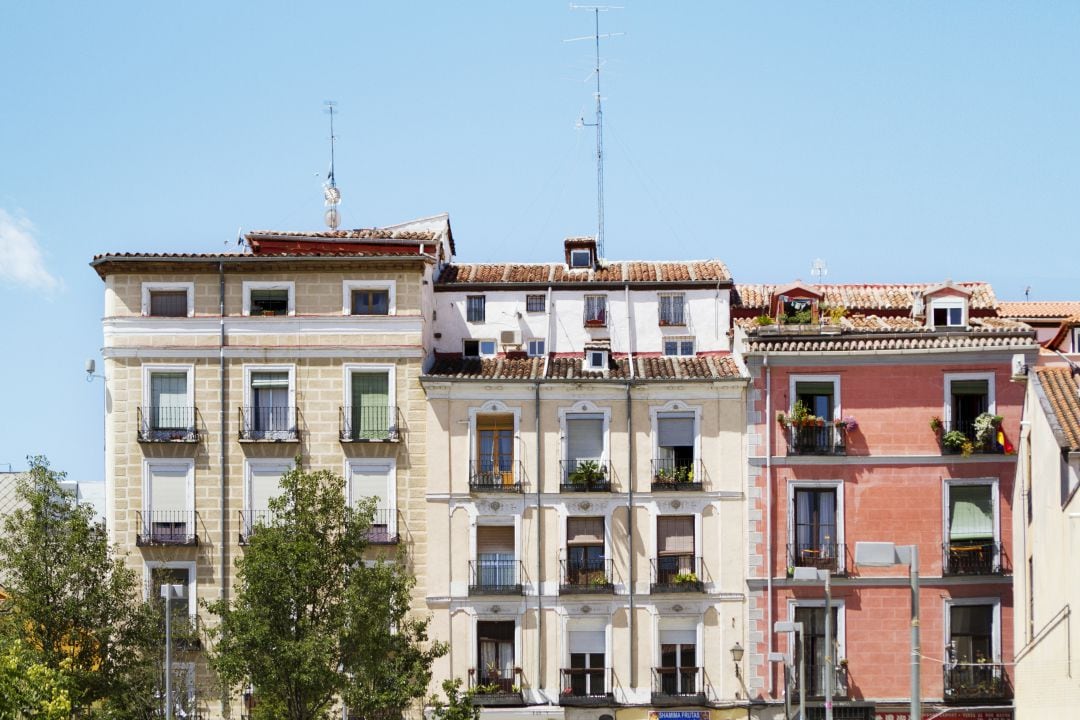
[323, 100, 342, 230]
[811, 258, 828, 281]
[568, 5, 623, 260]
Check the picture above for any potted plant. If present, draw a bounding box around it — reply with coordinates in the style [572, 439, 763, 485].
[942, 430, 974, 456]
[929, 416, 943, 433]
[673, 571, 699, 585]
[568, 460, 606, 489]
[973, 412, 1003, 448]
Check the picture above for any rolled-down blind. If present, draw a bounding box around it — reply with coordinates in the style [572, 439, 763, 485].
[949, 485, 993, 540]
[659, 628, 696, 645]
[567, 517, 604, 545]
[657, 516, 694, 555]
[250, 468, 284, 513]
[477, 526, 514, 555]
[569, 630, 605, 654]
[657, 414, 694, 447]
[567, 417, 603, 463]
[350, 464, 390, 507]
[150, 467, 187, 512]
[795, 381, 835, 396]
[951, 380, 988, 396]
[251, 372, 289, 389]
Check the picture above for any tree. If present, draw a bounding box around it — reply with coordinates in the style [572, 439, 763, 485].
[0, 639, 72, 720]
[208, 463, 446, 720]
[0, 455, 162, 718]
[427, 678, 483, 720]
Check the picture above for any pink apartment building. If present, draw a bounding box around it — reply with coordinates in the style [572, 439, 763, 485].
[733, 281, 1039, 720]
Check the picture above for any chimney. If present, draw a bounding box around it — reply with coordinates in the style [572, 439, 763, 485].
[564, 236, 598, 269]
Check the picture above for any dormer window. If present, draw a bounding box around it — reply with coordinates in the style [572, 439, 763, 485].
[931, 298, 966, 328]
[570, 249, 593, 269]
[779, 295, 816, 325]
[586, 350, 607, 371]
[564, 236, 598, 268]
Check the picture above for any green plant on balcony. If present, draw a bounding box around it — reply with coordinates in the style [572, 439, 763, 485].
[942, 430, 974, 457]
[973, 412, 1004, 447]
[930, 416, 943, 432]
[673, 571, 699, 585]
[589, 571, 609, 587]
[753, 314, 775, 326]
[781, 308, 813, 325]
[568, 460, 606, 488]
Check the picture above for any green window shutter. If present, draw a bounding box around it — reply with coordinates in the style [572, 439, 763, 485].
[795, 381, 835, 396]
[951, 380, 988, 396]
[949, 485, 994, 540]
[352, 373, 389, 439]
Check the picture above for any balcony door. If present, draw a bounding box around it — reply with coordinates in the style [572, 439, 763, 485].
[566, 414, 604, 479]
[147, 463, 191, 542]
[351, 372, 390, 440]
[656, 515, 694, 583]
[950, 604, 993, 663]
[349, 460, 395, 542]
[567, 629, 605, 696]
[477, 415, 514, 486]
[795, 381, 835, 420]
[656, 413, 695, 474]
[477, 526, 515, 588]
[150, 372, 188, 431]
[794, 605, 840, 697]
[150, 565, 193, 628]
[251, 371, 290, 438]
[659, 628, 697, 695]
[247, 462, 288, 533]
[949, 379, 989, 436]
[566, 517, 605, 586]
[794, 488, 838, 568]
[477, 621, 515, 689]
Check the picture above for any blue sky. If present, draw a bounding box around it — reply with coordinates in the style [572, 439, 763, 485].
[1, 2, 1078, 481]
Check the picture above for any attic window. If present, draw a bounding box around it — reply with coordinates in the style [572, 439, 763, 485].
[586, 350, 607, 371]
[779, 296, 815, 325]
[570, 249, 593, 269]
[931, 298, 966, 328]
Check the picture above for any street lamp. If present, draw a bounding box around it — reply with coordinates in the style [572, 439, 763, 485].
[160, 583, 188, 720]
[854, 542, 920, 720]
[791, 566, 832, 720]
[774, 620, 805, 720]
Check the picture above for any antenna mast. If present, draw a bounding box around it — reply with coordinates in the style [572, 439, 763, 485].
[569, 5, 622, 260]
[323, 100, 342, 230]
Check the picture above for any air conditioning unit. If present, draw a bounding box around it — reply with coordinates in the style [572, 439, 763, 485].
[1011, 353, 1028, 381]
[500, 330, 522, 346]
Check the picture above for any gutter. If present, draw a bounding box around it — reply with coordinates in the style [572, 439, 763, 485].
[219, 261, 229, 604]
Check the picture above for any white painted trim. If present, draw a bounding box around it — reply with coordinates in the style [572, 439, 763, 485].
[786, 597, 847, 660]
[647, 510, 701, 587]
[941, 476, 1000, 544]
[649, 400, 703, 468]
[944, 596, 1002, 663]
[242, 280, 296, 317]
[342, 279, 397, 316]
[243, 458, 293, 519]
[558, 400, 612, 467]
[464, 338, 498, 358]
[943, 371, 997, 425]
[786, 479, 845, 563]
[467, 401, 523, 488]
[788, 374, 842, 421]
[143, 559, 198, 618]
[104, 315, 423, 336]
[928, 296, 968, 329]
[141, 281, 194, 317]
[105, 346, 423, 360]
[345, 457, 397, 518]
[241, 364, 297, 431]
[141, 459, 195, 530]
[141, 364, 195, 410]
[342, 362, 397, 407]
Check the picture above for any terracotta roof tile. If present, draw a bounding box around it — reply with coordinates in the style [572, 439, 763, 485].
[248, 228, 438, 241]
[1036, 366, 1080, 451]
[437, 260, 731, 287]
[425, 354, 742, 381]
[998, 302, 1080, 319]
[734, 282, 997, 311]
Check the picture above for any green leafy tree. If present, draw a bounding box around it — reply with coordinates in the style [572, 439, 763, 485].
[0, 455, 162, 718]
[0, 639, 72, 720]
[427, 678, 484, 720]
[208, 463, 446, 720]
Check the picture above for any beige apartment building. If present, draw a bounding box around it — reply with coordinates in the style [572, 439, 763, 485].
[91, 215, 454, 717]
[420, 238, 753, 720]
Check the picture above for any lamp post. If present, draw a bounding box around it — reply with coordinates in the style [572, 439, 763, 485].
[792, 567, 832, 720]
[774, 620, 805, 720]
[855, 542, 920, 720]
[160, 583, 187, 720]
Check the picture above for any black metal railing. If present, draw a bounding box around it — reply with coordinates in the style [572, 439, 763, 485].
[943, 540, 1005, 575]
[469, 559, 524, 595]
[138, 406, 198, 442]
[469, 460, 524, 493]
[366, 508, 400, 544]
[238, 406, 298, 441]
[238, 509, 276, 544]
[347, 710, 403, 720]
[651, 458, 703, 491]
[137, 510, 197, 546]
[788, 542, 847, 575]
[559, 558, 614, 594]
[339, 405, 400, 442]
[469, 666, 524, 706]
[939, 420, 1005, 455]
[560, 459, 611, 492]
[651, 666, 704, 701]
[559, 667, 612, 705]
[651, 555, 704, 593]
[793, 663, 849, 698]
[786, 425, 847, 456]
[943, 663, 1011, 702]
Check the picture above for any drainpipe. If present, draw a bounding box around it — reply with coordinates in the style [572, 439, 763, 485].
[623, 282, 637, 689]
[535, 380, 544, 694]
[764, 352, 773, 696]
[219, 261, 228, 603]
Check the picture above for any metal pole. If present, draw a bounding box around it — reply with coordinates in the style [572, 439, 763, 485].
[798, 626, 806, 720]
[910, 545, 921, 720]
[824, 571, 833, 720]
[783, 662, 791, 720]
[164, 591, 172, 720]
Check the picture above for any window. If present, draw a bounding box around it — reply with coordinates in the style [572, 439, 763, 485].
[243, 281, 294, 317]
[931, 298, 966, 328]
[475, 526, 517, 590]
[945, 374, 993, 440]
[658, 293, 686, 326]
[655, 412, 695, 480]
[348, 459, 396, 543]
[584, 295, 607, 326]
[566, 628, 606, 697]
[526, 294, 546, 313]
[351, 289, 390, 315]
[477, 621, 516, 690]
[792, 487, 840, 572]
[475, 415, 514, 488]
[794, 605, 841, 697]
[566, 517, 605, 586]
[142, 282, 193, 317]
[244, 369, 294, 440]
[142, 366, 195, 441]
[464, 339, 497, 357]
[794, 379, 837, 420]
[663, 337, 695, 357]
[244, 460, 290, 538]
[949, 604, 994, 662]
[780, 295, 815, 324]
[467, 295, 486, 323]
[143, 460, 194, 544]
[527, 339, 545, 357]
[655, 515, 695, 585]
[1072, 327, 1080, 353]
[570, 248, 592, 268]
[565, 414, 604, 481]
[586, 350, 607, 370]
[945, 482, 997, 574]
[346, 370, 394, 441]
[658, 628, 698, 695]
[945, 600, 1004, 702]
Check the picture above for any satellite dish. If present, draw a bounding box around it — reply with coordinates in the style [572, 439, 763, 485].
[324, 207, 340, 230]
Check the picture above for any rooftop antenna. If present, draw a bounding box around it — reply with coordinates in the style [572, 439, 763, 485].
[811, 258, 828, 282]
[323, 100, 342, 230]
[1024, 285, 1031, 301]
[568, 5, 623, 260]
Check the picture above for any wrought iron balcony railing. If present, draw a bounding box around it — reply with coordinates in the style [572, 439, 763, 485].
[238, 509, 276, 545]
[469, 559, 524, 595]
[943, 540, 1005, 575]
[651, 666, 704, 703]
[138, 406, 198, 442]
[469, 460, 524, 493]
[559, 667, 612, 705]
[238, 406, 298, 441]
[786, 425, 847, 456]
[939, 420, 1005, 455]
[137, 510, 197, 546]
[468, 666, 524, 706]
[339, 405, 400, 442]
[651, 458, 703, 491]
[560, 459, 612, 492]
[651, 555, 704, 593]
[366, 508, 400, 545]
[793, 663, 849, 698]
[559, 558, 614, 594]
[788, 542, 847, 575]
[943, 663, 1011, 703]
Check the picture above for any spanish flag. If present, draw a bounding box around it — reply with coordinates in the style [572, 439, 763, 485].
[998, 429, 1014, 454]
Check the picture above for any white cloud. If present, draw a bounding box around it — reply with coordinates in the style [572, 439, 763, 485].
[0, 209, 59, 290]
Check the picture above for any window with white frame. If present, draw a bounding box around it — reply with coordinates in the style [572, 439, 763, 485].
[244, 460, 291, 539]
[343, 279, 395, 316]
[565, 626, 607, 697]
[946, 599, 1001, 694]
[584, 295, 607, 326]
[243, 366, 295, 440]
[475, 525, 517, 589]
[526, 339, 545, 357]
[931, 297, 966, 328]
[944, 481, 998, 574]
[585, 350, 607, 371]
[143, 460, 194, 544]
[565, 413, 605, 484]
[477, 620, 516, 687]
[663, 337, 695, 357]
[570, 248, 593, 268]
[243, 281, 294, 317]
[1072, 327, 1080, 353]
[658, 293, 686, 326]
[345, 367, 396, 441]
[464, 339, 497, 358]
[565, 517, 606, 586]
[466, 295, 486, 323]
[945, 374, 994, 441]
[657, 626, 699, 695]
[792, 377, 839, 421]
[142, 366, 195, 440]
[142, 282, 194, 317]
[347, 459, 397, 543]
[655, 412, 696, 481]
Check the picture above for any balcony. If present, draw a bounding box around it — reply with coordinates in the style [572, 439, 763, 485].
[137, 510, 197, 546]
[786, 425, 846, 456]
[943, 663, 1011, 703]
[469, 559, 524, 596]
[469, 460, 524, 493]
[943, 541, 1005, 575]
[939, 420, 1005, 455]
[651, 666, 705, 705]
[651, 555, 704, 593]
[162, 613, 202, 650]
[559, 667, 612, 706]
[788, 542, 847, 576]
[366, 508, 401, 545]
[559, 558, 614, 594]
[469, 667, 524, 706]
[651, 459, 703, 491]
[238, 406, 298, 442]
[137, 406, 198, 443]
[793, 663, 849, 699]
[560, 459, 612, 492]
[339, 405, 400, 442]
[238, 509, 276, 545]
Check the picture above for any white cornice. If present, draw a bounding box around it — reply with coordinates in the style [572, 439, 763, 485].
[102, 346, 424, 360]
[103, 315, 424, 337]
